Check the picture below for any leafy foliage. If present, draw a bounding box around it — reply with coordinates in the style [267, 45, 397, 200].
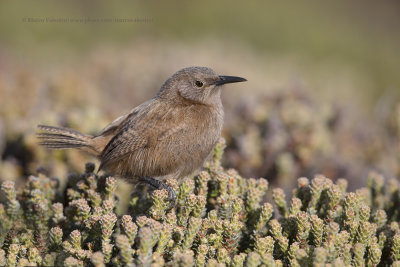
[1, 140, 400, 266]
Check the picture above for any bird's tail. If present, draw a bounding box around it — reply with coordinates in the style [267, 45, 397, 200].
[37, 125, 94, 151]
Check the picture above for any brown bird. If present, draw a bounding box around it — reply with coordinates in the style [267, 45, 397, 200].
[37, 66, 246, 204]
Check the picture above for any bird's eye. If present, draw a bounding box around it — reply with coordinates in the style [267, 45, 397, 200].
[195, 80, 204, 87]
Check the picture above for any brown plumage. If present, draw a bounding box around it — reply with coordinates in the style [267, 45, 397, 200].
[37, 66, 246, 203]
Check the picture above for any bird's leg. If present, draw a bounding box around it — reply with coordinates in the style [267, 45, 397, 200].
[139, 176, 176, 209]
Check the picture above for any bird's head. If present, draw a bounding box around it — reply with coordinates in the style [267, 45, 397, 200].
[157, 66, 246, 105]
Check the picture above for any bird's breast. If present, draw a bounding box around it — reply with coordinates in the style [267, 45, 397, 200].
[173, 105, 223, 176]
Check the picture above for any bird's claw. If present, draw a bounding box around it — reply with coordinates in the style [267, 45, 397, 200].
[139, 176, 177, 210]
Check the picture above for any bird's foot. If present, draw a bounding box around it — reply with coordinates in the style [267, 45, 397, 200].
[139, 176, 176, 209]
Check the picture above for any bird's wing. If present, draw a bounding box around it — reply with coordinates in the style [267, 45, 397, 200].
[97, 113, 131, 137]
[98, 103, 186, 171]
[97, 100, 153, 137]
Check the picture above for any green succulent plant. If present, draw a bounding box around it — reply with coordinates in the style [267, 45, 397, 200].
[1, 139, 400, 266]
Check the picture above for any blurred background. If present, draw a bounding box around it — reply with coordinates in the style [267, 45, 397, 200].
[1, 0, 400, 193]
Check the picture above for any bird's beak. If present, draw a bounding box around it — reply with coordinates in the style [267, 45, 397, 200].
[214, 75, 247, 86]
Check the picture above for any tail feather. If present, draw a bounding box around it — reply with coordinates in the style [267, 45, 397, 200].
[37, 133, 88, 144]
[37, 125, 93, 150]
[37, 142, 86, 149]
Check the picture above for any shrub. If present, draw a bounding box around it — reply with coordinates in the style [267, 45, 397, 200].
[1, 139, 400, 266]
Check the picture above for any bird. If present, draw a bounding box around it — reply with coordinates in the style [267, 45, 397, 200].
[37, 66, 246, 205]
